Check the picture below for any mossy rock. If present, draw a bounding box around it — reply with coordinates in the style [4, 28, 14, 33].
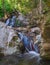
[43, 21, 50, 42]
[40, 42, 50, 59]
[40, 21, 50, 59]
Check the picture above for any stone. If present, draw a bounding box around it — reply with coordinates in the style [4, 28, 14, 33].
[0, 22, 19, 55]
[40, 21, 50, 59]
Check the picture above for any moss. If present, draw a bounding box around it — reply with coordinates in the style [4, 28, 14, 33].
[43, 21, 50, 42]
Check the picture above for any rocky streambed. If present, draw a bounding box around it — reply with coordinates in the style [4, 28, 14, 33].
[0, 51, 50, 65]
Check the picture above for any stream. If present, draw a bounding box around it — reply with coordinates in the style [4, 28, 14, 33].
[0, 51, 50, 65]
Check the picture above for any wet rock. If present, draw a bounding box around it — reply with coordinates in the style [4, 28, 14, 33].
[0, 22, 19, 55]
[0, 51, 40, 65]
[31, 27, 40, 33]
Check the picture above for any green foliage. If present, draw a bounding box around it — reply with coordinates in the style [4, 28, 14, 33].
[43, 0, 50, 7]
[0, 8, 4, 18]
[0, 0, 50, 18]
[0, 0, 38, 18]
[4, 1, 12, 12]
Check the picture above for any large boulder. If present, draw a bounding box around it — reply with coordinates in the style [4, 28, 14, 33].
[0, 22, 19, 56]
[40, 21, 50, 59]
